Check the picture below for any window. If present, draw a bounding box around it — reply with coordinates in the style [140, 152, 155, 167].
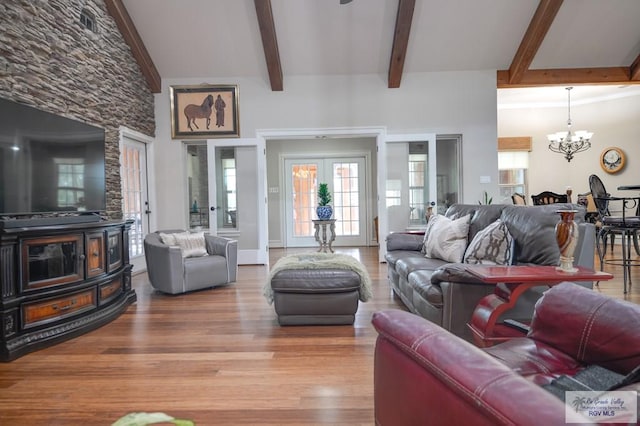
[220, 149, 237, 228]
[408, 153, 426, 225]
[498, 152, 529, 202]
[79, 9, 96, 33]
[55, 159, 85, 209]
[385, 180, 401, 208]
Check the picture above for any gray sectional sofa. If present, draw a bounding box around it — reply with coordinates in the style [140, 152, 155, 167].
[385, 203, 595, 341]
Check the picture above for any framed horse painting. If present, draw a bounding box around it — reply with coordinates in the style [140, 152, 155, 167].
[170, 84, 239, 139]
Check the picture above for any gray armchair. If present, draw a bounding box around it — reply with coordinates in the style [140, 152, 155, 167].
[143, 230, 238, 294]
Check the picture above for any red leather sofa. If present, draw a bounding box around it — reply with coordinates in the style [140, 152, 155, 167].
[372, 282, 640, 425]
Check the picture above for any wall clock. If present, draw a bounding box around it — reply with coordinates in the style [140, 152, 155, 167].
[600, 147, 625, 174]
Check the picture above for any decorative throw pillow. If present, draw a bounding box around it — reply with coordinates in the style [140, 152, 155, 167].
[158, 232, 188, 246]
[424, 214, 471, 263]
[421, 214, 444, 254]
[464, 219, 513, 265]
[173, 232, 208, 258]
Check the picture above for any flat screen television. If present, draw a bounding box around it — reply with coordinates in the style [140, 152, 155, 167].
[0, 97, 106, 218]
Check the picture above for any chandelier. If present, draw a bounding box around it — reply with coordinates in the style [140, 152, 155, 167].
[547, 87, 593, 162]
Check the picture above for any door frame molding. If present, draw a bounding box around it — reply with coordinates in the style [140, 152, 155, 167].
[381, 133, 437, 262]
[206, 137, 268, 265]
[257, 127, 386, 255]
[281, 152, 372, 248]
[118, 126, 155, 273]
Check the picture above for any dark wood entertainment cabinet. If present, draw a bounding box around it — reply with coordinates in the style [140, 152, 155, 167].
[0, 219, 136, 361]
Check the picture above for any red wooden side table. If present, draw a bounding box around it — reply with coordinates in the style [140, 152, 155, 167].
[465, 265, 613, 347]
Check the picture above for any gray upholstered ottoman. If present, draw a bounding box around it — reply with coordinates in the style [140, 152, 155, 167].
[270, 268, 362, 325]
[265, 253, 372, 326]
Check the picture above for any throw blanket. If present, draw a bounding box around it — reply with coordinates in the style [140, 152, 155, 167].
[263, 253, 373, 304]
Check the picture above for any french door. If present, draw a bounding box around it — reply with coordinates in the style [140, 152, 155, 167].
[120, 131, 151, 272]
[284, 156, 367, 247]
[206, 138, 268, 265]
[378, 134, 461, 261]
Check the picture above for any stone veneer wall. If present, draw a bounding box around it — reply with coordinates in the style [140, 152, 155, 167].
[0, 0, 155, 219]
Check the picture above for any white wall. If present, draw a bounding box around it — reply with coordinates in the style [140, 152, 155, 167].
[152, 71, 499, 231]
[498, 93, 640, 201]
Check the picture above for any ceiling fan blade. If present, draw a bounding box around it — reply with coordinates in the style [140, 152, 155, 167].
[340, 0, 353, 4]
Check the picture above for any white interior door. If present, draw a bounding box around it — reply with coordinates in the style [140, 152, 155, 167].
[383, 137, 462, 228]
[284, 156, 367, 247]
[207, 138, 268, 265]
[378, 134, 462, 261]
[120, 128, 152, 273]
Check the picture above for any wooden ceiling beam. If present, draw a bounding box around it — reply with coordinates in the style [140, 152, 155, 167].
[388, 0, 416, 88]
[104, 0, 161, 93]
[507, 0, 563, 85]
[497, 67, 639, 88]
[254, 0, 283, 91]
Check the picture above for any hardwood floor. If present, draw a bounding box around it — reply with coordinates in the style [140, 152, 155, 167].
[0, 247, 637, 425]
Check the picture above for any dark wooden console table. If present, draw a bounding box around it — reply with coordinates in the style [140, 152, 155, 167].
[0, 219, 136, 361]
[465, 265, 613, 348]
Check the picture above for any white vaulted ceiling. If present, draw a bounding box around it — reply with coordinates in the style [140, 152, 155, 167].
[116, 0, 640, 102]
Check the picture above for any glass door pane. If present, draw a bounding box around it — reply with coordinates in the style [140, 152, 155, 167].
[292, 163, 318, 237]
[24, 235, 84, 289]
[216, 147, 238, 229]
[333, 161, 358, 235]
[408, 147, 428, 226]
[186, 144, 210, 230]
[435, 137, 461, 215]
[385, 142, 411, 233]
[121, 138, 149, 271]
[330, 158, 366, 245]
[284, 159, 320, 246]
[206, 140, 267, 265]
[383, 135, 461, 232]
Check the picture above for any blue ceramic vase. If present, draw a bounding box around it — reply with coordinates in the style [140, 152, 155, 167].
[316, 205, 333, 220]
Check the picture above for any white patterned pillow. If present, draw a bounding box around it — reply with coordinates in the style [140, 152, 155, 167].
[159, 232, 184, 246]
[173, 231, 208, 258]
[158, 231, 191, 247]
[464, 219, 513, 265]
[421, 214, 444, 254]
[424, 214, 471, 263]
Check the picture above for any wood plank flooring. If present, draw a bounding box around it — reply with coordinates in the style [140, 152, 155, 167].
[0, 247, 637, 425]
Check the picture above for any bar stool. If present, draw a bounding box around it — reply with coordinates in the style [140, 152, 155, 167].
[589, 174, 640, 293]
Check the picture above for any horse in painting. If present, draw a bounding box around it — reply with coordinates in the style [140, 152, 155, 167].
[184, 94, 214, 131]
